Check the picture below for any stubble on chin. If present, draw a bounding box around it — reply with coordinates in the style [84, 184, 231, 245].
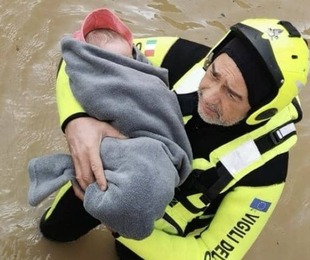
[197, 103, 245, 127]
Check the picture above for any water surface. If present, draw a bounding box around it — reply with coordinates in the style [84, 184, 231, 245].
[1, 0, 309, 259]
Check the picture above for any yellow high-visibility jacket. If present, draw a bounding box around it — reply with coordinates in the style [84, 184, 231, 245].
[56, 36, 302, 260]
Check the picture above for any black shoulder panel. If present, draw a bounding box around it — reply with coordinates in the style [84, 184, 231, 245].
[161, 38, 210, 87]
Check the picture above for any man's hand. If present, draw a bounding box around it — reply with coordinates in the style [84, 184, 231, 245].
[65, 117, 126, 199]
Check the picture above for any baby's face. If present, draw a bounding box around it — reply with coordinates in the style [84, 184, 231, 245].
[102, 37, 132, 58]
[85, 29, 132, 58]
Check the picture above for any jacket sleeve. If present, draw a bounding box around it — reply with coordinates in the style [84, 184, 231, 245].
[56, 60, 87, 131]
[117, 182, 285, 260]
[133, 37, 179, 67]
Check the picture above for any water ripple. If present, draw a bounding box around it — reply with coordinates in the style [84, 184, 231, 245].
[148, 0, 182, 13]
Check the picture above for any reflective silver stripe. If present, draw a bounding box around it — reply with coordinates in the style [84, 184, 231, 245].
[219, 123, 296, 178]
[220, 140, 261, 177]
[274, 122, 296, 141]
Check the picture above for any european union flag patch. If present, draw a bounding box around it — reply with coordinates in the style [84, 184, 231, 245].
[250, 198, 271, 212]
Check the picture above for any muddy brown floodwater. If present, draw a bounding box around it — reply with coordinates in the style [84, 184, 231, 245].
[0, 0, 309, 259]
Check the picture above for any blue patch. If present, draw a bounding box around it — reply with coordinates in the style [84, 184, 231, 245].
[250, 198, 271, 212]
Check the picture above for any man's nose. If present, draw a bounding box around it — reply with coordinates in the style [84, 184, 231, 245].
[203, 84, 221, 104]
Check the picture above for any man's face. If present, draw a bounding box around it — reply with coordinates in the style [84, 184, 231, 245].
[197, 53, 251, 126]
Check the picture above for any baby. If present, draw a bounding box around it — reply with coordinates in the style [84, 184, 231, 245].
[85, 28, 133, 58]
[28, 8, 192, 240]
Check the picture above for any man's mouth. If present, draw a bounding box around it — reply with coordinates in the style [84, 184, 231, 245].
[201, 103, 220, 119]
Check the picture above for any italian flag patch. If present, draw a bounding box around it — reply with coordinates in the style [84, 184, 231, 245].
[144, 39, 157, 57]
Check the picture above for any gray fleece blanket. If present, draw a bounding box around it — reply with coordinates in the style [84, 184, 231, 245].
[28, 37, 192, 240]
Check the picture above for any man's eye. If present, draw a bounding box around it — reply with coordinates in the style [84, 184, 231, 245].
[210, 70, 217, 79]
[228, 91, 237, 100]
[228, 92, 234, 99]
